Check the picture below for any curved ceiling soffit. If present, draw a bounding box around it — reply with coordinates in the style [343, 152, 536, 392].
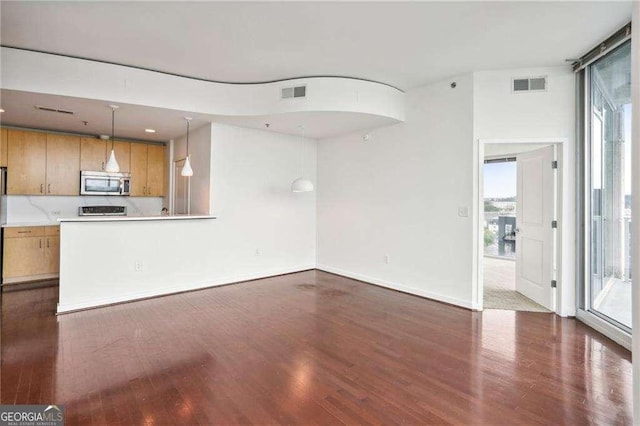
[0, 46, 406, 123]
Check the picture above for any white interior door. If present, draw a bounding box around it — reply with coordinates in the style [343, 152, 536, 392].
[515, 145, 555, 310]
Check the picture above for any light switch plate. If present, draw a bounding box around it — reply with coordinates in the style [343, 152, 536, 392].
[458, 206, 469, 217]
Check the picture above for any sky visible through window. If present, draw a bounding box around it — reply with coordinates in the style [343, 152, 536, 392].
[484, 161, 516, 198]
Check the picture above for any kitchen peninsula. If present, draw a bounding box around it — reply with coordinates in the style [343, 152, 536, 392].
[57, 214, 217, 313]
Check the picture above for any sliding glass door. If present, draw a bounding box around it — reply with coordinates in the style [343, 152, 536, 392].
[586, 41, 632, 331]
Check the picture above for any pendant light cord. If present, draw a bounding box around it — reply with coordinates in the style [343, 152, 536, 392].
[186, 119, 190, 156]
[111, 107, 115, 150]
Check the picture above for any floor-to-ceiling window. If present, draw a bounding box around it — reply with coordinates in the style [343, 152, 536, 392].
[578, 28, 632, 342]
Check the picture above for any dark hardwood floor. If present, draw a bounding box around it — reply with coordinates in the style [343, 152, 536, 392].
[1, 271, 632, 425]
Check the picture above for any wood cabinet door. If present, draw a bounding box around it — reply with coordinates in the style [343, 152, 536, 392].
[46, 134, 80, 195]
[146, 144, 165, 196]
[80, 138, 107, 171]
[44, 235, 60, 274]
[0, 127, 7, 167]
[113, 140, 131, 173]
[3, 236, 45, 279]
[7, 130, 47, 195]
[130, 143, 148, 196]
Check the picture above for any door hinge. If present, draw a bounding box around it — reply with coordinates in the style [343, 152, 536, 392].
[551, 160, 558, 169]
[551, 220, 558, 228]
[551, 280, 557, 288]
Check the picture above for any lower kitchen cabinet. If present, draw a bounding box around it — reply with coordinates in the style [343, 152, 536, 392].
[2, 226, 60, 283]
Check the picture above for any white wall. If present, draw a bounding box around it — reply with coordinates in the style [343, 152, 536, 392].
[473, 67, 574, 139]
[473, 66, 576, 316]
[317, 74, 476, 308]
[317, 67, 576, 313]
[485, 143, 553, 158]
[174, 123, 213, 215]
[58, 123, 317, 312]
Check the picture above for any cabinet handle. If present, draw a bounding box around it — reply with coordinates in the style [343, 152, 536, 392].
[148, 186, 151, 195]
[39, 239, 42, 249]
[143, 186, 146, 195]
[102, 161, 105, 170]
[18, 231, 31, 234]
[40, 184, 44, 193]
[48, 184, 51, 194]
[47, 239, 50, 248]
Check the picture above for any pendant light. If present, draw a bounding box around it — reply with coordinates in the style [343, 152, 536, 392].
[104, 105, 120, 173]
[181, 117, 194, 177]
[291, 125, 314, 192]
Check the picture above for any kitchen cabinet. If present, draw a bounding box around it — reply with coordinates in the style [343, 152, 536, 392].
[131, 143, 164, 196]
[80, 138, 107, 171]
[0, 127, 7, 167]
[7, 130, 47, 195]
[7, 130, 80, 195]
[44, 227, 60, 275]
[80, 138, 130, 173]
[46, 134, 80, 195]
[2, 226, 60, 282]
[146, 144, 165, 196]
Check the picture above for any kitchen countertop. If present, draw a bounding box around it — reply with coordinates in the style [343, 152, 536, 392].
[2, 221, 61, 228]
[58, 214, 217, 223]
[2, 215, 216, 227]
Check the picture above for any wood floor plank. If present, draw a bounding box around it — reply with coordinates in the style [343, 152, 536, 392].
[1, 271, 632, 425]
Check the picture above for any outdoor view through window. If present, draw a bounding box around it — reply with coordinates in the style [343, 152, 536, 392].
[484, 161, 517, 259]
[588, 41, 632, 330]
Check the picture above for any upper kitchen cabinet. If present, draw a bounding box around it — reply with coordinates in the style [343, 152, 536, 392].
[7, 130, 80, 195]
[130, 143, 164, 197]
[46, 134, 80, 195]
[113, 141, 131, 173]
[80, 137, 107, 171]
[130, 143, 147, 196]
[7, 130, 47, 195]
[0, 128, 8, 167]
[146, 144, 164, 196]
[80, 138, 131, 173]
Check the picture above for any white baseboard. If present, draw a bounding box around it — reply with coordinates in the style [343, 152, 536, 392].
[57, 264, 315, 314]
[316, 264, 475, 310]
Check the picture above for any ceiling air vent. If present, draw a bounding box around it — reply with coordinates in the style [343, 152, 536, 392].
[512, 76, 547, 93]
[281, 85, 306, 99]
[35, 105, 75, 115]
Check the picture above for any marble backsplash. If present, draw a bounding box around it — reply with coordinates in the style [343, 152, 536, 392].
[3, 195, 165, 224]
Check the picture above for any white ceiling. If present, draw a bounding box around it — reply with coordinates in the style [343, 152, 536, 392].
[0, 2, 633, 91]
[0, 90, 398, 141]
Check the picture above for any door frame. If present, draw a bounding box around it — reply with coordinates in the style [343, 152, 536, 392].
[473, 137, 570, 316]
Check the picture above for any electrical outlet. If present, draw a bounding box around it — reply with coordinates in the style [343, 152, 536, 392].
[384, 254, 390, 264]
[255, 249, 260, 256]
[51, 210, 61, 215]
[134, 261, 144, 272]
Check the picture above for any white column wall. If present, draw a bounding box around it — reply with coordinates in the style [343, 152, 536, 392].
[316, 74, 477, 308]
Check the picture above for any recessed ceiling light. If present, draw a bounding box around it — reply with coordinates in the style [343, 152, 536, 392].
[0, 109, 4, 113]
[144, 128, 156, 133]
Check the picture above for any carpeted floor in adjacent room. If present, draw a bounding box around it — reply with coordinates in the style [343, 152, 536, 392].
[483, 257, 550, 312]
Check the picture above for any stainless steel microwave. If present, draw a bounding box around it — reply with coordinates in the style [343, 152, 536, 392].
[80, 171, 131, 196]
